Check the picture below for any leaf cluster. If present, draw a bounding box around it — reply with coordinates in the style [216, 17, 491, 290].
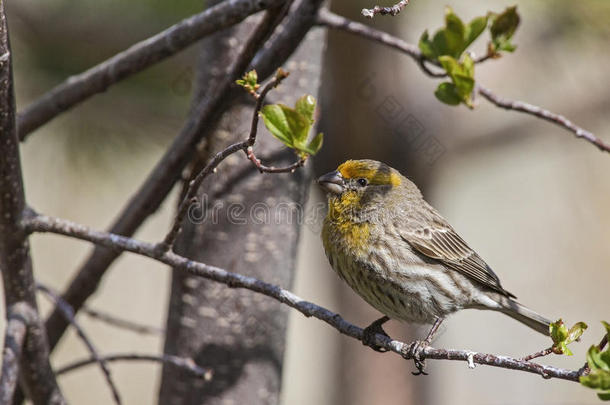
[235, 70, 260, 96]
[236, 70, 323, 158]
[580, 322, 610, 401]
[419, 6, 520, 108]
[260, 95, 323, 157]
[549, 319, 587, 356]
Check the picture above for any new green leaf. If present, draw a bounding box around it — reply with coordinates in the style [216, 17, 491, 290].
[444, 7, 465, 58]
[302, 132, 324, 156]
[260, 105, 295, 147]
[580, 369, 610, 390]
[295, 95, 316, 125]
[436, 55, 475, 108]
[259, 95, 323, 157]
[418, 31, 437, 60]
[567, 322, 588, 344]
[236, 70, 260, 94]
[464, 16, 488, 49]
[434, 82, 461, 106]
[550, 319, 587, 355]
[579, 321, 610, 401]
[490, 6, 520, 53]
[550, 319, 567, 341]
[418, 7, 489, 61]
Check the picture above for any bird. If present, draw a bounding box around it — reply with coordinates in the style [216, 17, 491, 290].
[318, 159, 552, 373]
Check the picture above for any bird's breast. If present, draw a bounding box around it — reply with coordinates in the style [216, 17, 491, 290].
[322, 214, 371, 258]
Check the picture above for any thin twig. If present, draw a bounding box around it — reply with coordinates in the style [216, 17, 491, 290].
[246, 147, 307, 173]
[37, 284, 122, 405]
[521, 347, 553, 362]
[316, 9, 421, 61]
[474, 52, 495, 64]
[16, 0, 288, 139]
[247, 69, 289, 144]
[417, 57, 446, 78]
[81, 306, 164, 336]
[317, 9, 610, 154]
[362, 0, 409, 19]
[159, 69, 290, 251]
[56, 353, 213, 381]
[24, 212, 583, 382]
[477, 85, 610, 153]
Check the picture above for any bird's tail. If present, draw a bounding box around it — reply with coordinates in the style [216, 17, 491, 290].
[498, 299, 552, 336]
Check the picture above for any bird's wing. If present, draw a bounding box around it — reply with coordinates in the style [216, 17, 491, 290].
[399, 210, 515, 298]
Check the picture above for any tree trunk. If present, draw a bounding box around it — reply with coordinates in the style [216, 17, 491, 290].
[158, 4, 326, 404]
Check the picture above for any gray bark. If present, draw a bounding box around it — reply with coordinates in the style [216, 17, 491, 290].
[158, 3, 326, 405]
[0, 3, 65, 404]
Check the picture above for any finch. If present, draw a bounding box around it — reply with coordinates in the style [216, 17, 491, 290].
[318, 159, 551, 368]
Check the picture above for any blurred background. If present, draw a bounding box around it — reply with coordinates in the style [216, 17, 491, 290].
[3, 0, 610, 404]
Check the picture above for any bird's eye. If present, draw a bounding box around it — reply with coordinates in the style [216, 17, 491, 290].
[357, 178, 368, 187]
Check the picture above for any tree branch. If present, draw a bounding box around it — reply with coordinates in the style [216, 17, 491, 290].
[43, 3, 291, 354]
[246, 147, 306, 173]
[56, 353, 212, 381]
[37, 284, 122, 405]
[361, 0, 410, 19]
[23, 211, 583, 382]
[316, 9, 421, 60]
[316, 9, 610, 154]
[16, 0, 288, 139]
[521, 347, 553, 362]
[80, 306, 164, 336]
[477, 85, 610, 153]
[0, 3, 65, 403]
[250, 0, 326, 79]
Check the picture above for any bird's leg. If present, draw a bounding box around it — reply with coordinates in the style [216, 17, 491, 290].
[362, 316, 391, 352]
[410, 317, 444, 376]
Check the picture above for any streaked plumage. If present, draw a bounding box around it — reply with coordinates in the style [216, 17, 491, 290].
[319, 159, 551, 335]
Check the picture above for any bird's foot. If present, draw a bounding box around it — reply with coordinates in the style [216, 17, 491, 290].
[362, 316, 390, 353]
[406, 340, 429, 376]
[404, 317, 443, 375]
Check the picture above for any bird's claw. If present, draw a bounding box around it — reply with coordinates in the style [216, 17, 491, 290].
[408, 340, 429, 376]
[362, 316, 390, 353]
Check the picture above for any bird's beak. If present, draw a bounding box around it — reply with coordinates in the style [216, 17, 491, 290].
[317, 170, 344, 195]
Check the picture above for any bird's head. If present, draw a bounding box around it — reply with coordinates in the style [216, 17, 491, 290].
[317, 159, 406, 218]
